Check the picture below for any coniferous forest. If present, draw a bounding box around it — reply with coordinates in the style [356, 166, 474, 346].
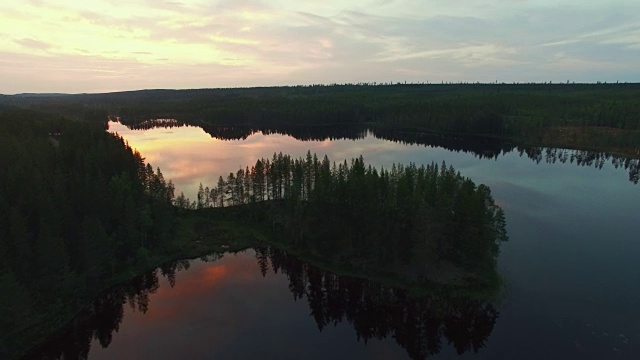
[2, 1, 638, 356]
[4, 81, 639, 357]
[25, 248, 499, 360]
[190, 152, 508, 277]
[122, 119, 640, 183]
[0, 105, 508, 358]
[0, 109, 178, 356]
[2, 83, 640, 157]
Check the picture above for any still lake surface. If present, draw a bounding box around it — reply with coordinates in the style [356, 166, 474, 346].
[38, 121, 640, 359]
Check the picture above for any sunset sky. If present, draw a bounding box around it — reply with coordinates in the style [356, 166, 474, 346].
[1, 0, 639, 94]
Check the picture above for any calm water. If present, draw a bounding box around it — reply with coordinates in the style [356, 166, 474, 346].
[35, 121, 640, 359]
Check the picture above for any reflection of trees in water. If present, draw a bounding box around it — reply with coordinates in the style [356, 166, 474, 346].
[183, 124, 367, 142]
[370, 128, 515, 159]
[114, 119, 640, 184]
[118, 117, 369, 141]
[119, 118, 188, 131]
[378, 132, 639, 184]
[519, 147, 640, 184]
[23, 260, 191, 360]
[26, 248, 497, 360]
[258, 246, 499, 360]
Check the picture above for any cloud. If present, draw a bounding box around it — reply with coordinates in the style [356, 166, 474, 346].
[14, 38, 51, 50]
[0, 0, 638, 92]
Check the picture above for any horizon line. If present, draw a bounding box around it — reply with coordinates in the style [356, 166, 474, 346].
[3, 81, 640, 96]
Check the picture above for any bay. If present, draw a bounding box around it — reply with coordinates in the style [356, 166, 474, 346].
[31, 120, 640, 359]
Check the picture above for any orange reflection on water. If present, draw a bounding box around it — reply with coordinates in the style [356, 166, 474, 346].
[108, 121, 295, 198]
[201, 263, 231, 284]
[89, 251, 272, 359]
[108, 121, 405, 200]
[111, 252, 265, 329]
[132, 267, 218, 322]
[148, 253, 261, 310]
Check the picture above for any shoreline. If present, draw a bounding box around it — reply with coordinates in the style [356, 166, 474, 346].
[16, 207, 504, 359]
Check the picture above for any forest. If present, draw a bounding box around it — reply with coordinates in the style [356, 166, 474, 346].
[22, 259, 190, 360]
[3, 81, 637, 357]
[3, 83, 640, 156]
[257, 246, 499, 359]
[122, 119, 640, 184]
[0, 105, 508, 358]
[0, 108, 178, 357]
[186, 151, 508, 278]
[24, 248, 499, 360]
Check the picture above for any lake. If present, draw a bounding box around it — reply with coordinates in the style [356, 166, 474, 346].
[30, 121, 640, 359]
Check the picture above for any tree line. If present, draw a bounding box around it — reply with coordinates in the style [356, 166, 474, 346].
[189, 151, 508, 276]
[21, 258, 195, 360]
[0, 108, 177, 357]
[24, 247, 498, 360]
[120, 119, 640, 184]
[257, 246, 498, 359]
[0, 107, 507, 357]
[4, 83, 640, 147]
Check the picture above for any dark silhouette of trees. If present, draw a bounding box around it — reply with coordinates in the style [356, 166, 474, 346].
[0, 108, 177, 358]
[21, 266, 175, 360]
[193, 152, 508, 278]
[261, 246, 499, 360]
[21, 248, 500, 360]
[4, 83, 640, 148]
[120, 119, 640, 184]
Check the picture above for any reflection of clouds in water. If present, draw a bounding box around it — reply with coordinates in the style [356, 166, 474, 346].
[488, 181, 561, 218]
[89, 249, 411, 359]
[152, 255, 260, 302]
[90, 251, 266, 359]
[110, 121, 519, 200]
[109, 120, 639, 206]
[110, 121, 419, 198]
[96, 123, 640, 359]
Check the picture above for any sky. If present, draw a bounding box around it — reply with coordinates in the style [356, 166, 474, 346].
[1, 0, 639, 94]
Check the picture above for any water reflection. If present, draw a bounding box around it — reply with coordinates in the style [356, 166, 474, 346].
[65, 118, 640, 360]
[108, 119, 639, 202]
[256, 246, 499, 359]
[22, 260, 188, 360]
[24, 249, 500, 360]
